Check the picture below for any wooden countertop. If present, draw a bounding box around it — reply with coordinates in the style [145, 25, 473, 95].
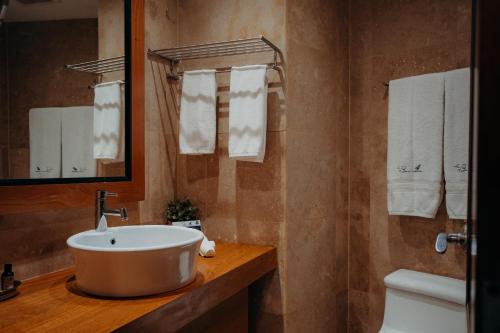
[0, 243, 277, 333]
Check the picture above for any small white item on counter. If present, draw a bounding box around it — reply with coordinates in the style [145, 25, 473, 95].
[199, 236, 216, 258]
[172, 220, 201, 229]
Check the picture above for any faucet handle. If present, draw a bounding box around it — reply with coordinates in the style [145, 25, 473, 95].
[435, 230, 467, 254]
[435, 232, 449, 254]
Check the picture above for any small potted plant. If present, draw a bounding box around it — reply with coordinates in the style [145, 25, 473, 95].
[164, 198, 201, 230]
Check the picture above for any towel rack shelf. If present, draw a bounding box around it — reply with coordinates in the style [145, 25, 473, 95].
[148, 35, 282, 80]
[65, 56, 125, 75]
[165, 63, 279, 80]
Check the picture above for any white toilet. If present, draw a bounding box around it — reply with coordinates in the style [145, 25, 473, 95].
[379, 269, 466, 333]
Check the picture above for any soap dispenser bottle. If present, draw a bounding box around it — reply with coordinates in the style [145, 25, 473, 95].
[1, 264, 14, 290]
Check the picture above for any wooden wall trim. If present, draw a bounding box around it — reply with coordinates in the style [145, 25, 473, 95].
[0, 0, 145, 214]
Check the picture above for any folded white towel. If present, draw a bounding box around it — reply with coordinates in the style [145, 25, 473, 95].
[228, 65, 268, 163]
[29, 108, 62, 179]
[179, 70, 217, 154]
[93, 81, 124, 160]
[199, 235, 216, 258]
[387, 72, 445, 218]
[444, 68, 470, 219]
[61, 107, 96, 178]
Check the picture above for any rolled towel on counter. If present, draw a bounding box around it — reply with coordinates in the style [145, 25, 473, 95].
[29, 108, 62, 179]
[199, 236, 216, 258]
[387, 72, 445, 218]
[179, 70, 217, 154]
[444, 68, 470, 220]
[93, 80, 125, 160]
[228, 65, 268, 163]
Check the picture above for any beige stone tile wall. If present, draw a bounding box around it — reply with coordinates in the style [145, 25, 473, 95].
[0, 1, 350, 331]
[140, 0, 178, 224]
[0, 2, 473, 333]
[348, 1, 472, 332]
[174, 1, 287, 330]
[0, 203, 139, 280]
[285, 0, 349, 332]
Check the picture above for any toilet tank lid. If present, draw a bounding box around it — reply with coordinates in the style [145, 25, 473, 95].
[384, 269, 466, 305]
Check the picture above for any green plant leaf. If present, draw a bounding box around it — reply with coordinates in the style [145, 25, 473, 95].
[164, 198, 199, 222]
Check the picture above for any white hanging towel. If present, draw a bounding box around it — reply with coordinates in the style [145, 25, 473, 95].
[228, 65, 268, 163]
[444, 68, 470, 219]
[29, 108, 62, 179]
[61, 107, 96, 178]
[179, 70, 217, 154]
[93, 80, 124, 160]
[387, 72, 445, 218]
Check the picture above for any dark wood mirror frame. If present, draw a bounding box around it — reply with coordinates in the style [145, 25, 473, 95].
[0, 0, 145, 214]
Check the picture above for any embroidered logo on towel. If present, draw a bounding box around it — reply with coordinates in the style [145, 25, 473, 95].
[453, 163, 467, 173]
[72, 166, 88, 173]
[397, 164, 422, 173]
[35, 166, 54, 173]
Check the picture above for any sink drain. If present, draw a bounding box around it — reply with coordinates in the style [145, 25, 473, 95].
[110, 238, 116, 245]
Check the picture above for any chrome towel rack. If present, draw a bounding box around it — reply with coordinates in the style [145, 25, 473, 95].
[65, 56, 125, 75]
[147, 35, 282, 80]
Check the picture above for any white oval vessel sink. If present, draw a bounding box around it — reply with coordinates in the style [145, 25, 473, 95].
[67, 225, 203, 297]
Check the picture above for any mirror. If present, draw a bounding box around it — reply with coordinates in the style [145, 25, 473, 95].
[0, 0, 130, 184]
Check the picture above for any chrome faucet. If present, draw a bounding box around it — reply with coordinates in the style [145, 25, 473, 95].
[96, 190, 128, 229]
